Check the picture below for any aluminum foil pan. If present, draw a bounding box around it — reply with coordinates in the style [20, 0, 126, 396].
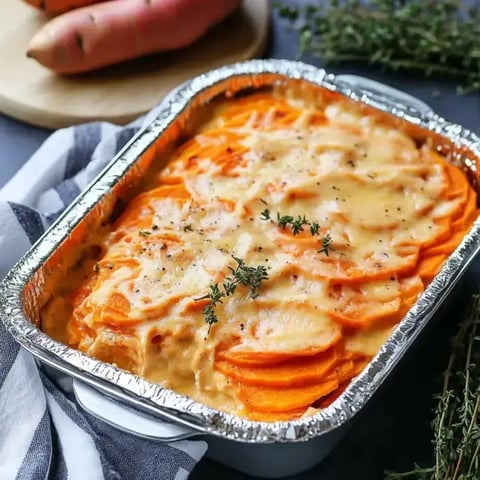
[2, 59, 480, 445]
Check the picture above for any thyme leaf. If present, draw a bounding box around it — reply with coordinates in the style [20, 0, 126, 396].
[260, 208, 271, 221]
[310, 222, 320, 236]
[276, 212, 295, 230]
[318, 233, 334, 256]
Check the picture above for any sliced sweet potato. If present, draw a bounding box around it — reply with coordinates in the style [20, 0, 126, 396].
[450, 187, 478, 231]
[96, 292, 132, 326]
[318, 243, 420, 284]
[215, 350, 338, 387]
[220, 301, 342, 363]
[324, 279, 402, 328]
[236, 379, 339, 412]
[416, 254, 448, 284]
[244, 407, 307, 422]
[217, 344, 338, 368]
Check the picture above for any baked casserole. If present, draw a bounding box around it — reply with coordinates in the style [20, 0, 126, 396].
[41, 83, 478, 422]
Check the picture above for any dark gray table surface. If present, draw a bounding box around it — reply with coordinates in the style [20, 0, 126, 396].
[1, 2, 479, 480]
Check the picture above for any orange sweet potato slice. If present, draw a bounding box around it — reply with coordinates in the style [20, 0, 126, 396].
[324, 280, 402, 328]
[421, 230, 465, 258]
[450, 187, 478, 231]
[113, 189, 190, 230]
[236, 379, 339, 412]
[398, 274, 424, 297]
[234, 353, 368, 413]
[314, 358, 370, 409]
[315, 383, 349, 408]
[416, 253, 448, 284]
[436, 161, 470, 216]
[215, 350, 338, 387]
[418, 217, 451, 249]
[244, 407, 307, 422]
[320, 243, 420, 284]
[96, 292, 132, 326]
[219, 301, 342, 365]
[217, 343, 340, 368]
[148, 184, 191, 200]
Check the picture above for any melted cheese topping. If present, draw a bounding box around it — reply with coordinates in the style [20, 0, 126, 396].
[41, 87, 478, 421]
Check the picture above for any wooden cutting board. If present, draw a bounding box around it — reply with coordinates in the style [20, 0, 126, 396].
[0, 0, 269, 129]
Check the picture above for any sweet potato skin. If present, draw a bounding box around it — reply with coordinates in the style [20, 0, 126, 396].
[26, 0, 243, 74]
[23, 0, 105, 15]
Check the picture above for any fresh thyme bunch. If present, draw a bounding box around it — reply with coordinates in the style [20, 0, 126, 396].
[385, 294, 480, 480]
[276, 0, 480, 93]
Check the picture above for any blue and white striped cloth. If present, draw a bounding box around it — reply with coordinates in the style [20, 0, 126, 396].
[0, 108, 207, 480]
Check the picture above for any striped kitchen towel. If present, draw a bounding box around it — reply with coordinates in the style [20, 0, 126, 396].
[0, 107, 207, 480]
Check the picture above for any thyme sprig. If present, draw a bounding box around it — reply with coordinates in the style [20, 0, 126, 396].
[318, 233, 333, 256]
[261, 208, 317, 235]
[275, 0, 480, 93]
[260, 208, 332, 254]
[198, 284, 225, 333]
[195, 256, 269, 333]
[385, 294, 480, 480]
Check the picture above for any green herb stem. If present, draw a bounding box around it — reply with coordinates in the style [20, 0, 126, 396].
[260, 209, 333, 255]
[384, 294, 480, 479]
[195, 256, 269, 333]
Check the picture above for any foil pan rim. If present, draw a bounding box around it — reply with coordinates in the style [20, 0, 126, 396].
[2, 59, 480, 443]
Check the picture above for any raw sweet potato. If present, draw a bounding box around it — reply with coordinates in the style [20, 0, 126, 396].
[23, 0, 105, 15]
[27, 0, 242, 73]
